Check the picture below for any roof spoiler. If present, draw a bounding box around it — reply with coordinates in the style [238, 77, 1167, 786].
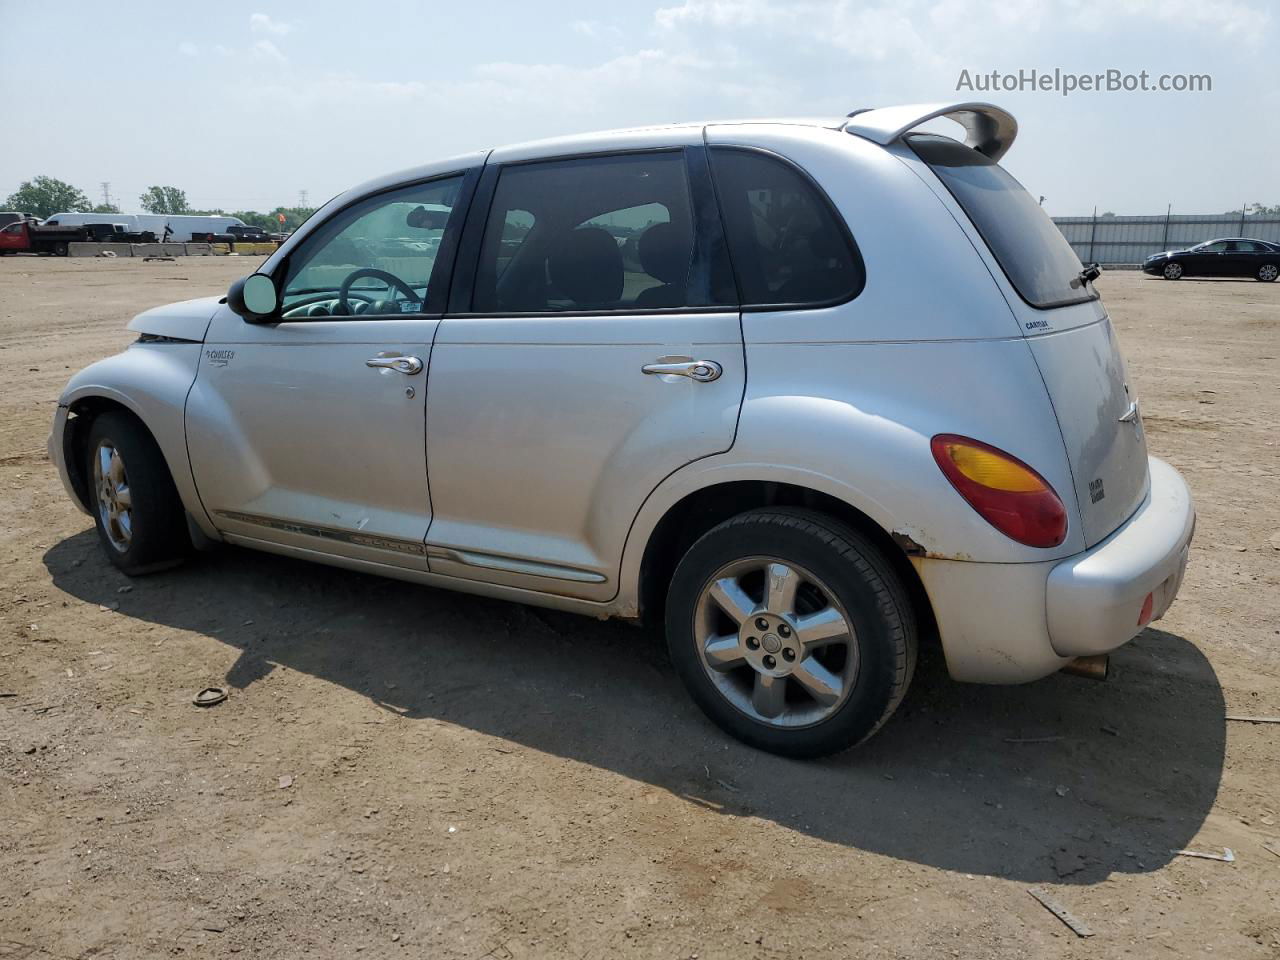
[843, 102, 1018, 162]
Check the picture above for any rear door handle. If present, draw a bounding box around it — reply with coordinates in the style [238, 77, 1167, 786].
[641, 359, 722, 383]
[366, 355, 423, 375]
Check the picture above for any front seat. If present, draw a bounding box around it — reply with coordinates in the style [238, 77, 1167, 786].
[548, 227, 624, 308]
[634, 222, 693, 308]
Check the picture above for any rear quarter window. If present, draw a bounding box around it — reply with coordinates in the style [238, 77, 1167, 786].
[908, 134, 1095, 309]
[709, 147, 863, 308]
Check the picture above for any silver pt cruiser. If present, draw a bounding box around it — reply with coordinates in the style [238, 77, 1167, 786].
[50, 102, 1195, 757]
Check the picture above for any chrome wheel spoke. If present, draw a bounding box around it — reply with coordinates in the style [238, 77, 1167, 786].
[792, 656, 842, 707]
[109, 449, 126, 485]
[707, 576, 755, 626]
[93, 441, 132, 552]
[764, 562, 800, 615]
[795, 606, 850, 650]
[704, 635, 747, 672]
[751, 673, 787, 719]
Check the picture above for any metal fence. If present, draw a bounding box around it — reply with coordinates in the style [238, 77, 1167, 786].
[1052, 213, 1280, 265]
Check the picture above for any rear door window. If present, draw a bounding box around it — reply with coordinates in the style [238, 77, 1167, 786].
[709, 147, 863, 307]
[908, 133, 1096, 309]
[472, 152, 697, 313]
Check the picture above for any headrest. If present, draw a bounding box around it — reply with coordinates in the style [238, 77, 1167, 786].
[637, 221, 693, 285]
[549, 227, 623, 306]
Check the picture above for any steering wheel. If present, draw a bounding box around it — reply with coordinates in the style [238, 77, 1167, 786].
[337, 267, 421, 315]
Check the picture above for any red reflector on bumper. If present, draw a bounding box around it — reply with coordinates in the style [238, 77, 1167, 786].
[1138, 592, 1154, 627]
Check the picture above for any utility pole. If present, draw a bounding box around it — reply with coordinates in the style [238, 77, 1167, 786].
[1088, 205, 1097, 264]
[298, 190, 308, 209]
[100, 182, 112, 208]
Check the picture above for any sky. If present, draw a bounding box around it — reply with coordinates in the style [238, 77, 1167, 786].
[1, 0, 1276, 217]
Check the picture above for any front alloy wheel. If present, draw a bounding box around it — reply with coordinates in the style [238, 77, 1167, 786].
[1163, 262, 1183, 280]
[86, 411, 191, 575]
[1258, 263, 1278, 282]
[92, 440, 133, 552]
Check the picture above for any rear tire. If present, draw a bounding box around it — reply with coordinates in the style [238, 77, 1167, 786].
[1162, 262, 1183, 280]
[1258, 263, 1279, 282]
[665, 508, 916, 758]
[86, 411, 191, 575]
[53, 241, 69, 257]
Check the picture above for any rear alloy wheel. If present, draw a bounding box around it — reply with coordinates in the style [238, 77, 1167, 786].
[86, 412, 191, 575]
[1258, 263, 1279, 282]
[1162, 262, 1183, 280]
[53, 241, 69, 257]
[665, 509, 916, 758]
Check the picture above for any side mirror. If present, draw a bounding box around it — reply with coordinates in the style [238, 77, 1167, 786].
[227, 274, 279, 321]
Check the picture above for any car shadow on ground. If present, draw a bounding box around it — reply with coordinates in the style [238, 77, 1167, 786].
[45, 531, 1225, 886]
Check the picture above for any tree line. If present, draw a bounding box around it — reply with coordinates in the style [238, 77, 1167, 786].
[4, 175, 318, 232]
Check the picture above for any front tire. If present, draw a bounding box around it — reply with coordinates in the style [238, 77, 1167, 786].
[1163, 262, 1183, 280]
[665, 509, 917, 758]
[86, 412, 191, 575]
[1257, 263, 1279, 282]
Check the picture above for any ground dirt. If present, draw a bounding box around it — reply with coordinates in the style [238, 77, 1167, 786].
[1, 257, 1277, 959]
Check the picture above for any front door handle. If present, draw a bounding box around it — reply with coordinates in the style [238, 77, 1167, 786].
[366, 355, 423, 375]
[641, 359, 723, 383]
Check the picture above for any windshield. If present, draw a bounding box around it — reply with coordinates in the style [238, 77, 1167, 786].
[908, 134, 1096, 309]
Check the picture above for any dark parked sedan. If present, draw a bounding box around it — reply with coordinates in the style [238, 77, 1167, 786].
[1143, 238, 1280, 281]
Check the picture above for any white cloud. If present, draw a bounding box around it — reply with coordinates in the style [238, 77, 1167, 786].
[655, 1, 940, 64]
[1063, 0, 1266, 39]
[250, 12, 294, 35]
[251, 39, 287, 64]
[178, 41, 199, 57]
[242, 48, 757, 128]
[570, 19, 623, 40]
[214, 44, 234, 57]
[656, 0, 1268, 49]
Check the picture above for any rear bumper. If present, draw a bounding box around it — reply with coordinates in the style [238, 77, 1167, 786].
[1046, 457, 1194, 657]
[915, 456, 1194, 683]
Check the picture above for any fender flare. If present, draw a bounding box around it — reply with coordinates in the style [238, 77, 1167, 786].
[614, 457, 906, 615]
[58, 357, 216, 537]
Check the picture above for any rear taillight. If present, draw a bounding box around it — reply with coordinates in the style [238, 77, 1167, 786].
[931, 434, 1068, 548]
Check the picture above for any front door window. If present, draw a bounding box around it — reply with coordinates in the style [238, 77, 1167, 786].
[280, 176, 463, 319]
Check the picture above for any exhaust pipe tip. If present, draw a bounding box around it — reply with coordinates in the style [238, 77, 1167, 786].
[1061, 654, 1109, 681]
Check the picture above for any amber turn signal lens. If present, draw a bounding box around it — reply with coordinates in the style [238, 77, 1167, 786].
[931, 434, 1068, 548]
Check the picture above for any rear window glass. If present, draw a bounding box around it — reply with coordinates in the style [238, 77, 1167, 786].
[709, 147, 863, 307]
[908, 134, 1095, 309]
